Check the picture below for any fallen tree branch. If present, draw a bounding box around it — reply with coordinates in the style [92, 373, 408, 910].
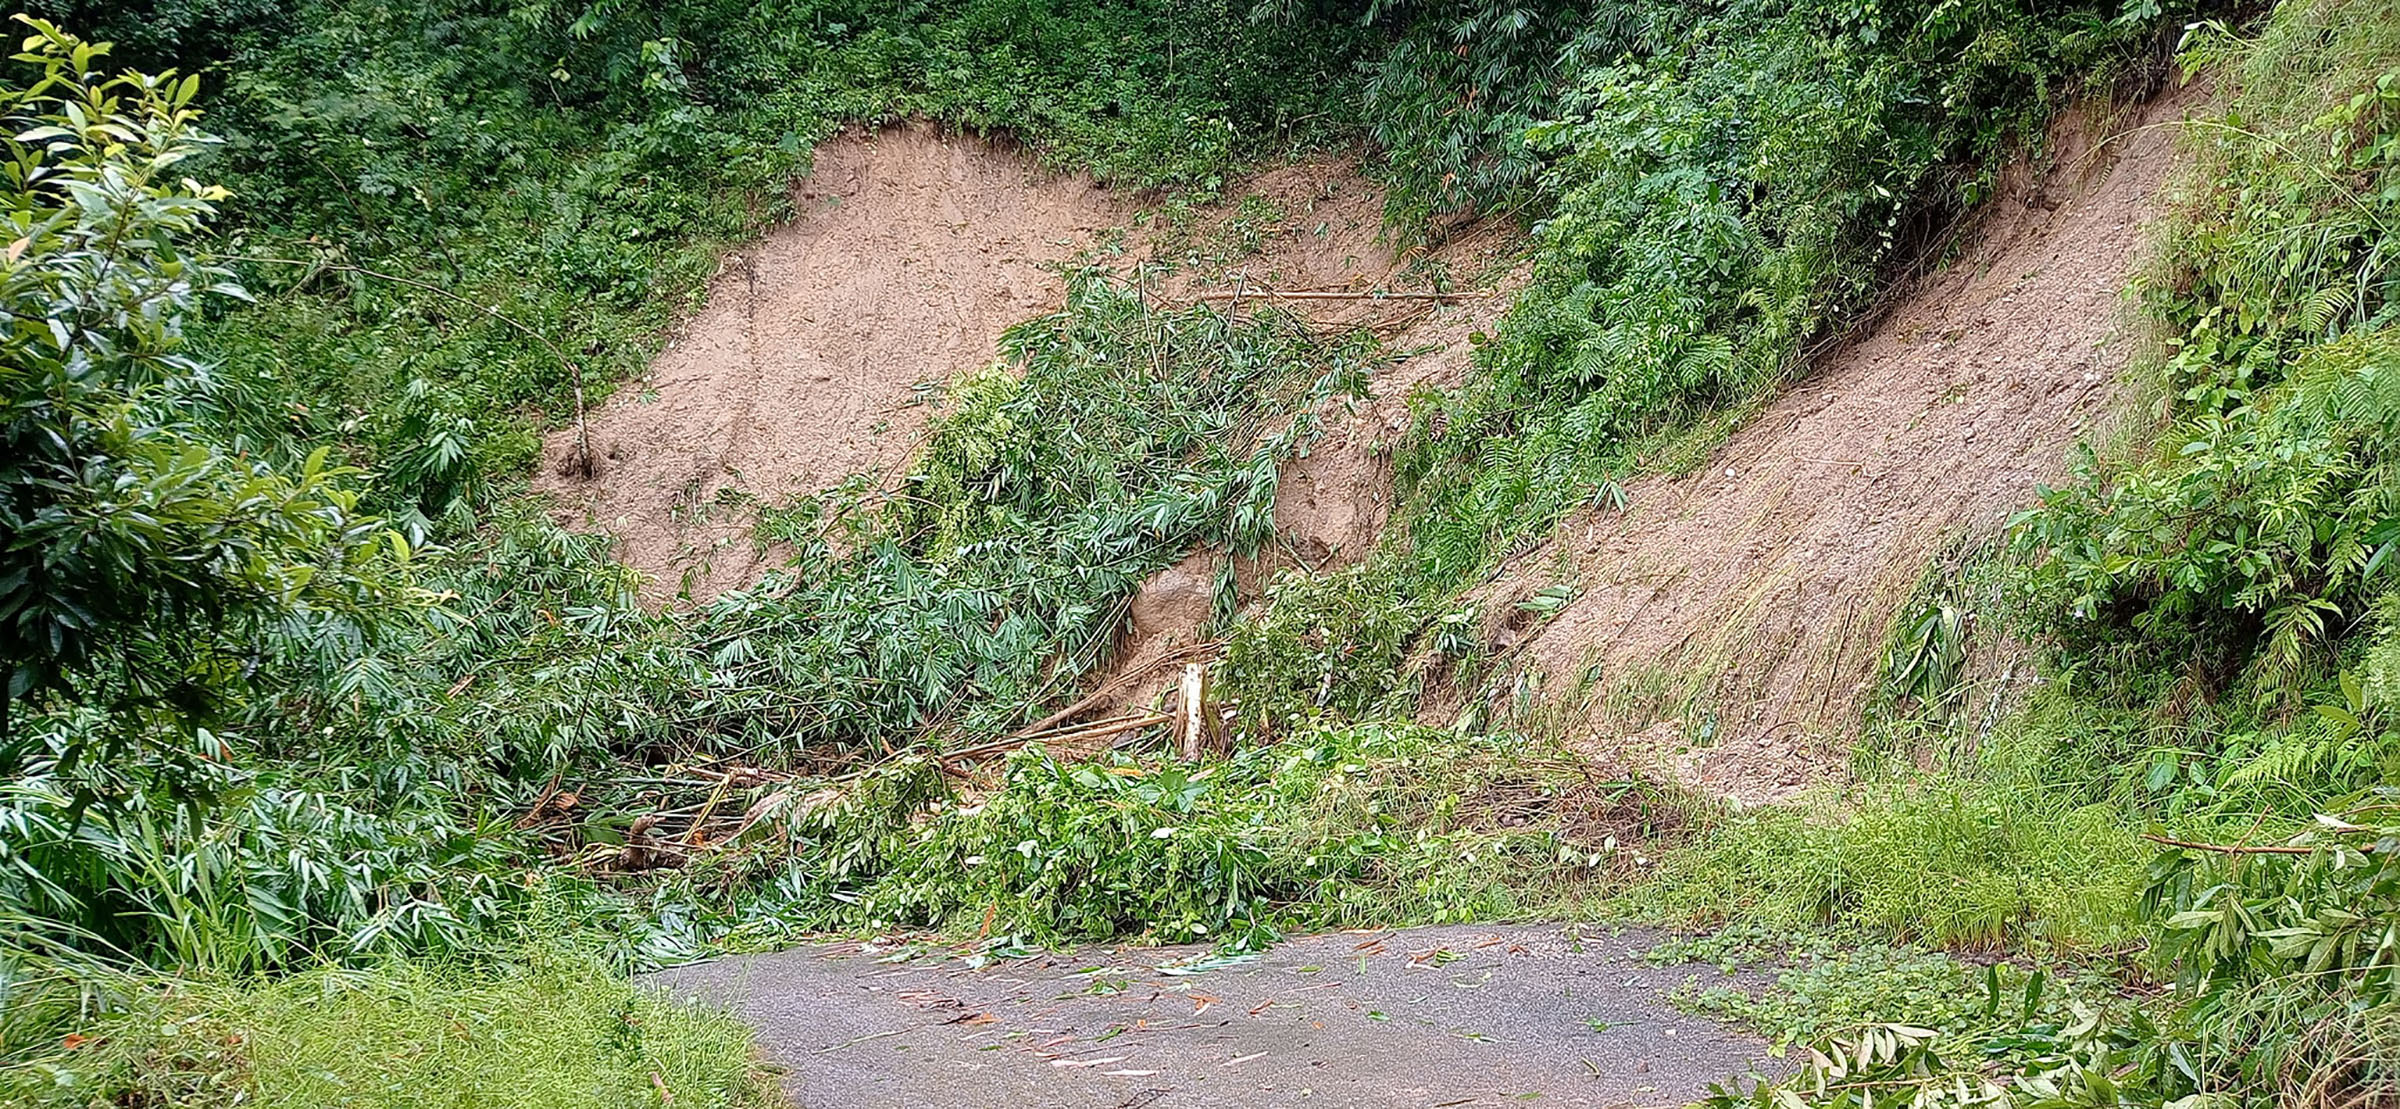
[1015, 640, 1223, 737]
[2142, 833, 2370, 856]
[940, 712, 1176, 766]
[1190, 288, 1493, 303]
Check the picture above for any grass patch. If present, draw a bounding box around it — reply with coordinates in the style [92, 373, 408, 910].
[1635, 777, 2147, 952]
[5, 949, 773, 1108]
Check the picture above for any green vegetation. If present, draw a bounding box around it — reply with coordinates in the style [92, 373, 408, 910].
[4, 948, 774, 1107]
[1650, 2, 2400, 1105]
[1650, 924, 2089, 1053]
[4, 0, 2399, 1104]
[0, 17, 413, 771]
[657, 723, 1681, 951]
[1642, 772, 2146, 951]
[1227, 0, 2179, 706]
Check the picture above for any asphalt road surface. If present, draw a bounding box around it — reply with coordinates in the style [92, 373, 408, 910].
[646, 923, 1776, 1108]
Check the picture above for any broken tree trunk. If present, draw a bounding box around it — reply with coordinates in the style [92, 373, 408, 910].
[1178, 663, 1227, 760]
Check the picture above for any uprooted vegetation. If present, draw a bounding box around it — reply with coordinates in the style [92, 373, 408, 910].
[8, 0, 2400, 1106]
[644, 723, 1690, 953]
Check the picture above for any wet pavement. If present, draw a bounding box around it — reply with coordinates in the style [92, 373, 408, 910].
[646, 922, 1777, 1108]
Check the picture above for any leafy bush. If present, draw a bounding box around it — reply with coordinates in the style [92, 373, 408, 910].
[2013, 2, 2400, 703]
[1351, 0, 1597, 229]
[1219, 557, 1438, 737]
[0, 750, 528, 972]
[2144, 806, 2400, 1104]
[0, 20, 412, 743]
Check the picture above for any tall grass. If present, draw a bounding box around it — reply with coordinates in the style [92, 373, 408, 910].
[1638, 778, 2146, 951]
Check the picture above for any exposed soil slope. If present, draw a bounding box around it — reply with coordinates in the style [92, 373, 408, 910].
[1091, 168, 1525, 729]
[540, 131, 1517, 611]
[1482, 81, 2209, 803]
[538, 124, 1138, 604]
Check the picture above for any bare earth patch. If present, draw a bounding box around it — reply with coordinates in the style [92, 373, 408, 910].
[1479, 80, 2211, 804]
[1089, 166, 1526, 725]
[538, 123, 1137, 604]
[539, 129, 1518, 616]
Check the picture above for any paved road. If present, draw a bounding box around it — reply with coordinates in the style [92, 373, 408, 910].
[647, 923, 1775, 1108]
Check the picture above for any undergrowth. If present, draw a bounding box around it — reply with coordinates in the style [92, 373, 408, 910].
[0, 947, 774, 1108]
[641, 722, 1685, 952]
[1707, 2, 2400, 1104]
[6, 272, 1367, 970]
[1639, 774, 2146, 952]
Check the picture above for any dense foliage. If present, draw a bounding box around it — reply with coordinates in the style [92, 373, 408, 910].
[2, 271, 1368, 977]
[1688, 3, 2400, 1106]
[2017, 15, 2400, 706]
[0, 18, 409, 752]
[8, 0, 2400, 1104]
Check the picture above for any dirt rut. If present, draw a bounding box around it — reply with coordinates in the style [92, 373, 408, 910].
[1481, 81, 2209, 803]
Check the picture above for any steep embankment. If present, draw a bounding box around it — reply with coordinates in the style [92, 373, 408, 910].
[529, 80, 2199, 798]
[1097, 168, 1525, 729]
[537, 124, 1138, 603]
[539, 128, 1519, 608]
[1480, 80, 2209, 803]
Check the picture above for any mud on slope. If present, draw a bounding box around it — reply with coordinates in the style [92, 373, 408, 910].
[540, 128, 1518, 612]
[1081, 164, 1526, 731]
[1474, 80, 2210, 804]
[537, 123, 1139, 604]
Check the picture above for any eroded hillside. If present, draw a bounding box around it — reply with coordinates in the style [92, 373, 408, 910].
[540, 128, 1520, 607]
[536, 125, 1138, 602]
[1473, 80, 2209, 802]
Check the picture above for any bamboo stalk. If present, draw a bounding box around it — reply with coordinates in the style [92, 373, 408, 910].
[939, 712, 1175, 765]
[2142, 833, 2374, 856]
[1190, 289, 1493, 302]
[1014, 639, 1222, 736]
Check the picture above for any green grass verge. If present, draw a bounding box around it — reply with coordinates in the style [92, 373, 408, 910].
[5, 949, 773, 1109]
